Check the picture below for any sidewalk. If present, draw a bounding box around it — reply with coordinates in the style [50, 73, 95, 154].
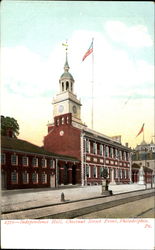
[1, 183, 154, 213]
[2, 189, 154, 220]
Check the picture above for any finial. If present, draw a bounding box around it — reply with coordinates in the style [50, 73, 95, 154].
[62, 40, 69, 72]
[62, 40, 68, 51]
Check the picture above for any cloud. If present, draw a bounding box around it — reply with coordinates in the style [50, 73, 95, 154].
[1, 29, 154, 147]
[1, 46, 61, 97]
[104, 21, 153, 47]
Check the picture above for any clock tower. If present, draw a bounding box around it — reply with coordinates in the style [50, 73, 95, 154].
[52, 51, 83, 125]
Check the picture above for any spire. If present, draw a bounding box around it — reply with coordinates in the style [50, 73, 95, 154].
[60, 41, 74, 93]
[64, 51, 70, 72]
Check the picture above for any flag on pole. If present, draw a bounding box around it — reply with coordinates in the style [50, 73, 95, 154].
[82, 39, 93, 61]
[136, 123, 144, 137]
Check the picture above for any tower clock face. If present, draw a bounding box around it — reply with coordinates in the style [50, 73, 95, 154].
[72, 105, 77, 114]
[58, 105, 64, 113]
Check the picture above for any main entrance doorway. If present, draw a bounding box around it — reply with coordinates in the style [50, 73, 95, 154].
[72, 166, 76, 185]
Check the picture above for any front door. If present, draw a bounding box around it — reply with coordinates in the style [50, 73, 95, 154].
[63, 165, 68, 185]
[72, 166, 76, 185]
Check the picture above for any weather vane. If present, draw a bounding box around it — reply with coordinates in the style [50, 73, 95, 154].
[62, 39, 68, 51]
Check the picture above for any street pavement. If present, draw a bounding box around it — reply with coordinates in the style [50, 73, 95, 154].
[1, 188, 154, 219]
[1, 183, 154, 216]
[1, 183, 152, 213]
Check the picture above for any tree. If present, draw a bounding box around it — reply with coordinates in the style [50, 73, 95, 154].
[1, 116, 19, 138]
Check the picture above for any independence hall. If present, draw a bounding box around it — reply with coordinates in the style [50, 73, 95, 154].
[44, 51, 132, 186]
[1, 50, 132, 189]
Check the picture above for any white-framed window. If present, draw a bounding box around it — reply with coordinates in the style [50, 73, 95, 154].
[86, 165, 90, 178]
[120, 169, 123, 179]
[124, 169, 127, 179]
[11, 171, 18, 184]
[86, 140, 90, 153]
[41, 158, 47, 168]
[110, 148, 114, 158]
[11, 155, 18, 166]
[22, 172, 29, 184]
[123, 152, 126, 161]
[119, 151, 122, 160]
[105, 146, 109, 157]
[32, 172, 38, 183]
[50, 159, 55, 168]
[1, 153, 6, 165]
[66, 116, 69, 124]
[32, 158, 38, 167]
[56, 119, 59, 126]
[41, 173, 47, 184]
[114, 149, 117, 158]
[100, 145, 103, 156]
[62, 117, 64, 125]
[99, 166, 104, 177]
[93, 166, 97, 178]
[93, 143, 97, 154]
[22, 156, 28, 166]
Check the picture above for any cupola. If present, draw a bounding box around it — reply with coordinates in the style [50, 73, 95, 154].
[59, 52, 74, 93]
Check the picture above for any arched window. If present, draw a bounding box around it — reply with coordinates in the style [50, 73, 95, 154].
[56, 119, 59, 126]
[71, 82, 73, 91]
[66, 81, 69, 90]
[62, 82, 64, 91]
[93, 166, 97, 178]
[62, 117, 64, 124]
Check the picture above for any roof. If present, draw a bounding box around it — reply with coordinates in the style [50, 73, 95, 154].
[60, 72, 74, 81]
[132, 151, 155, 161]
[1, 136, 79, 162]
[83, 127, 131, 151]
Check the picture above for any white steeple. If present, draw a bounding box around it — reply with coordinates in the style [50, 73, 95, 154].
[59, 51, 74, 93]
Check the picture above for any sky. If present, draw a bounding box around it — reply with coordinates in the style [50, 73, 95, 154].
[1, 1, 154, 149]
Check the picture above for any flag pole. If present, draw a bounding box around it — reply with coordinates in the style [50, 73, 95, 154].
[143, 126, 145, 142]
[91, 38, 94, 130]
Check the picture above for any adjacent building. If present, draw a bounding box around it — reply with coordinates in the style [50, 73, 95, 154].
[1, 135, 80, 189]
[132, 140, 155, 184]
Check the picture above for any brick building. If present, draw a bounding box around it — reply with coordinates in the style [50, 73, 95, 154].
[44, 52, 132, 186]
[1, 135, 80, 189]
[132, 140, 155, 184]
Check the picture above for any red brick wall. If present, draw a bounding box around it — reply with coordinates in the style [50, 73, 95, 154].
[44, 113, 81, 160]
[1, 151, 55, 189]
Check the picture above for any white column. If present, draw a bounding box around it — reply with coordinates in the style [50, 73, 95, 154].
[80, 132, 85, 186]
